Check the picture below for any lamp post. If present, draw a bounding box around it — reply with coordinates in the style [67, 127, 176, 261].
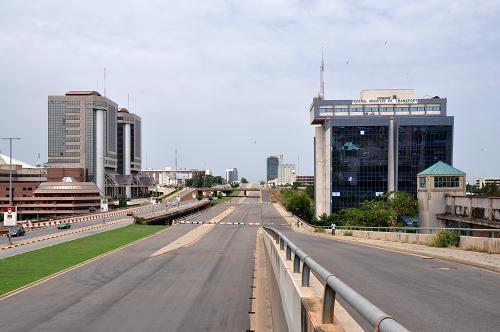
[1, 137, 21, 245]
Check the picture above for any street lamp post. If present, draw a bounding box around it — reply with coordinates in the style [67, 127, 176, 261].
[1, 137, 21, 245]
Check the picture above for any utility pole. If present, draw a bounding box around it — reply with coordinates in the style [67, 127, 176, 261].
[1, 137, 21, 245]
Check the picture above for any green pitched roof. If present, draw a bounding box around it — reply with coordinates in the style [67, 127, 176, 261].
[418, 161, 465, 176]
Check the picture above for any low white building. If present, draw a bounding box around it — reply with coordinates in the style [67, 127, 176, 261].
[140, 168, 205, 187]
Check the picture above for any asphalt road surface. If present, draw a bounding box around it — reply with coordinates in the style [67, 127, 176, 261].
[2, 193, 499, 332]
[0, 201, 258, 332]
[278, 227, 500, 331]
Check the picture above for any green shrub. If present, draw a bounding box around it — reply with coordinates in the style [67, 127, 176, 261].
[118, 197, 128, 208]
[343, 230, 353, 236]
[134, 216, 145, 224]
[431, 229, 460, 247]
[196, 194, 203, 201]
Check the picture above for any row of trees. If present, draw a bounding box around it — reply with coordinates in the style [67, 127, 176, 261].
[316, 192, 417, 227]
[279, 186, 418, 228]
[466, 183, 500, 197]
[186, 174, 224, 188]
[185, 174, 249, 188]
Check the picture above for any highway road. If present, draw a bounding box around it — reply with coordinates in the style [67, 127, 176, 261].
[1, 192, 499, 331]
[277, 227, 500, 331]
[0, 198, 259, 332]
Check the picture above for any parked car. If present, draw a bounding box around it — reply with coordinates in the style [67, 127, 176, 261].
[57, 223, 71, 230]
[9, 227, 26, 237]
[126, 211, 134, 216]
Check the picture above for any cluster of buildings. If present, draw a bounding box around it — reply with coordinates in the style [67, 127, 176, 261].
[0, 90, 147, 220]
[266, 155, 313, 186]
[48, 91, 147, 198]
[141, 167, 240, 188]
[140, 168, 208, 187]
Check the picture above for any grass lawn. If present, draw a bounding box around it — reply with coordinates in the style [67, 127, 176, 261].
[209, 190, 241, 206]
[0, 224, 166, 296]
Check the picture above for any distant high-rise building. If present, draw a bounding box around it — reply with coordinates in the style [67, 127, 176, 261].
[48, 91, 117, 194]
[266, 156, 279, 180]
[311, 89, 454, 216]
[277, 164, 296, 185]
[48, 91, 146, 198]
[117, 108, 142, 198]
[225, 168, 238, 184]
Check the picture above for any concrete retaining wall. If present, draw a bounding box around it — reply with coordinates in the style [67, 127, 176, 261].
[338, 230, 500, 254]
[263, 230, 352, 332]
[458, 236, 500, 254]
[263, 231, 301, 332]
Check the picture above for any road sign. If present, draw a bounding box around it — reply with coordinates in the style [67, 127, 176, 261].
[100, 198, 109, 212]
[3, 206, 17, 226]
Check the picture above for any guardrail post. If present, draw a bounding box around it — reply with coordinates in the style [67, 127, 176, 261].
[293, 254, 301, 273]
[279, 238, 285, 250]
[322, 283, 336, 324]
[286, 245, 291, 261]
[302, 260, 310, 287]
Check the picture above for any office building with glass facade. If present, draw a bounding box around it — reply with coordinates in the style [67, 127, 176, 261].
[48, 91, 146, 198]
[311, 89, 453, 216]
[266, 156, 279, 181]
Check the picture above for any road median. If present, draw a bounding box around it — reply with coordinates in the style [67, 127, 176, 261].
[0, 224, 167, 298]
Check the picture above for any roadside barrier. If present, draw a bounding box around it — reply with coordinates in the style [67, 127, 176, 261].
[263, 226, 409, 332]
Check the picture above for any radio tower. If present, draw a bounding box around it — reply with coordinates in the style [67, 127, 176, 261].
[319, 48, 325, 100]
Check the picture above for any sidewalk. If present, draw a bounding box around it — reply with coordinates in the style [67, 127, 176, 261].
[273, 203, 500, 273]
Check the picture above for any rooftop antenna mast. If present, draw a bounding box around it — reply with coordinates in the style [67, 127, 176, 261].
[175, 149, 178, 169]
[103, 67, 106, 97]
[319, 47, 325, 99]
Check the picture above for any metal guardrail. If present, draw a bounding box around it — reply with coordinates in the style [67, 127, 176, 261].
[263, 226, 409, 332]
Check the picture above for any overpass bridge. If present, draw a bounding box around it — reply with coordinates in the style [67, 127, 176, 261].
[194, 187, 261, 197]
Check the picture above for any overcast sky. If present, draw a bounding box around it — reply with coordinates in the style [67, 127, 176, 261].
[1, 0, 499, 182]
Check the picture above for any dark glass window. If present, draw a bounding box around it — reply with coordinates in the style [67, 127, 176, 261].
[434, 176, 459, 188]
[331, 126, 388, 212]
[397, 125, 453, 195]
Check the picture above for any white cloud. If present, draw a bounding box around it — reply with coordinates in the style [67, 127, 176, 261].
[0, 0, 499, 180]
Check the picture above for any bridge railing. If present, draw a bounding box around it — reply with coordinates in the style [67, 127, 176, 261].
[263, 226, 409, 332]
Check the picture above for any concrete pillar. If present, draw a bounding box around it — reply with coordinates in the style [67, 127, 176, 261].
[388, 118, 395, 193]
[95, 109, 105, 195]
[124, 123, 132, 199]
[315, 126, 327, 217]
[324, 126, 331, 214]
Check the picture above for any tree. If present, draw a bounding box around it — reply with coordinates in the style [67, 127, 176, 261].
[231, 182, 239, 188]
[241, 177, 248, 184]
[118, 197, 127, 208]
[305, 185, 314, 201]
[313, 191, 418, 228]
[292, 181, 302, 189]
[281, 189, 313, 223]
